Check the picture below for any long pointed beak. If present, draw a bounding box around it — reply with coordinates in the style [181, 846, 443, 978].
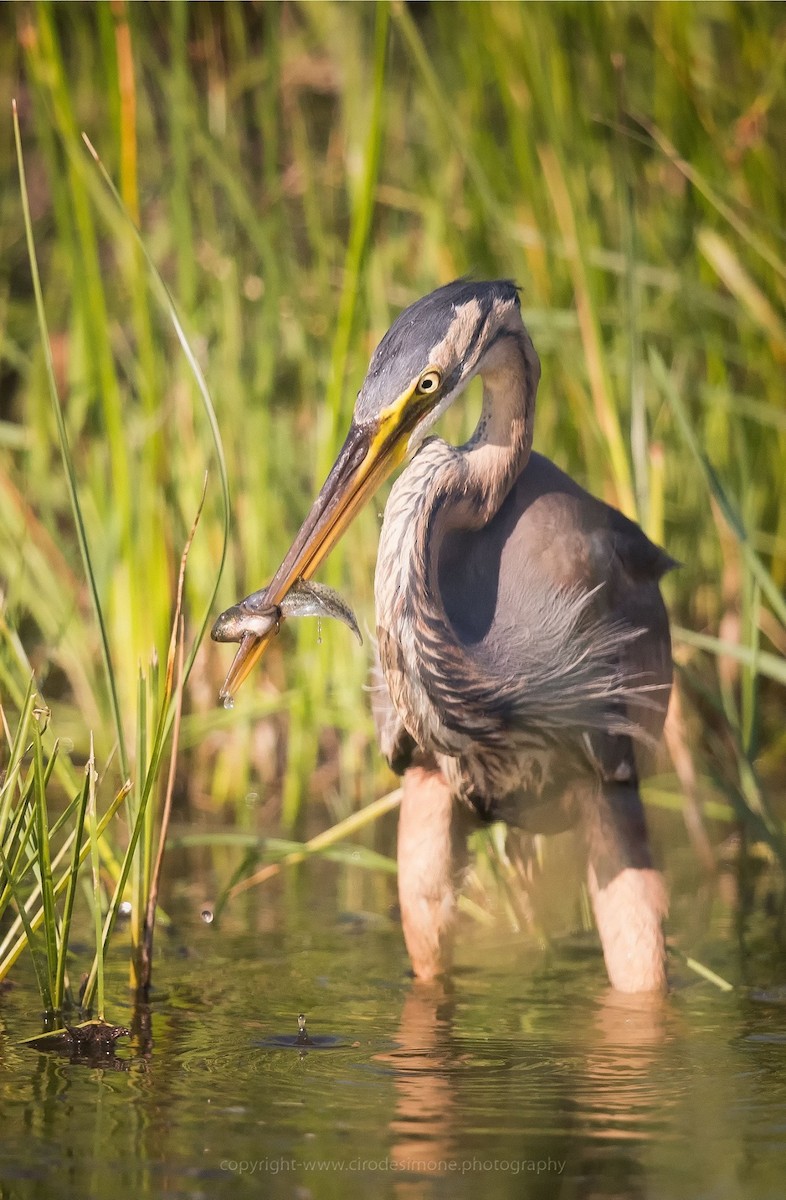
[217, 416, 409, 701]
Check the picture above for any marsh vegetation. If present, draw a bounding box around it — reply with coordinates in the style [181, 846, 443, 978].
[0, 1, 784, 1023]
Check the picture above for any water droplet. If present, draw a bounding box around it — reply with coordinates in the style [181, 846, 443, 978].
[245, 790, 259, 807]
[201, 908, 214, 924]
[118, 900, 132, 918]
[296, 1012, 312, 1045]
[222, 694, 235, 710]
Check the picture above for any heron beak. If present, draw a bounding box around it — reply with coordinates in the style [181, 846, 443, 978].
[218, 403, 414, 700]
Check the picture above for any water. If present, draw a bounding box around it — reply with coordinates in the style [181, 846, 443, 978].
[1, 837, 785, 1200]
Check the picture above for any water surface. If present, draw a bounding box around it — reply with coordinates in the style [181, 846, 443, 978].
[1, 833, 785, 1200]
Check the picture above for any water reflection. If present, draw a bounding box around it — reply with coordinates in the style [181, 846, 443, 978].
[3, 850, 786, 1200]
[376, 976, 680, 1198]
[577, 989, 672, 1136]
[381, 982, 458, 1167]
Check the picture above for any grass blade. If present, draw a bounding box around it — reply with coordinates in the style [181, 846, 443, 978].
[52, 747, 93, 1012]
[80, 133, 231, 686]
[227, 787, 402, 899]
[31, 719, 58, 1007]
[12, 100, 129, 779]
[139, 480, 205, 994]
[651, 348, 786, 629]
[87, 736, 104, 1020]
[674, 626, 786, 688]
[0, 846, 53, 1012]
[0, 679, 36, 840]
[0, 781, 130, 983]
[81, 487, 207, 1007]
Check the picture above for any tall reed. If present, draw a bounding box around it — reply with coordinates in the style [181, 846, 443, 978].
[1, 2, 784, 918]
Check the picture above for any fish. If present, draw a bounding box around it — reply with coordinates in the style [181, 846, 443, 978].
[211, 578, 362, 646]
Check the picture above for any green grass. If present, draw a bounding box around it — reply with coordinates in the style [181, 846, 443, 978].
[0, 93, 218, 1014]
[0, 687, 130, 1008]
[1, 1, 785, 992]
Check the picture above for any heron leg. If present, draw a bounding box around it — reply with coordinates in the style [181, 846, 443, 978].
[580, 781, 668, 994]
[397, 766, 474, 981]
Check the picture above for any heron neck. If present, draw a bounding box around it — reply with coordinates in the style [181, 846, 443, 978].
[374, 329, 539, 758]
[375, 329, 538, 756]
[458, 328, 538, 528]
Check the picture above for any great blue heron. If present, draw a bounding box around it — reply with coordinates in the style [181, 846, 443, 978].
[214, 279, 675, 993]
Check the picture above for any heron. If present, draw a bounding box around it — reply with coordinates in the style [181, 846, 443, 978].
[214, 279, 675, 993]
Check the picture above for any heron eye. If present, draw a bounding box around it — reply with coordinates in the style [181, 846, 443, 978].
[416, 370, 441, 396]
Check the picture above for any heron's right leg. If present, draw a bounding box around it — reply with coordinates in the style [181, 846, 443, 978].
[397, 766, 475, 981]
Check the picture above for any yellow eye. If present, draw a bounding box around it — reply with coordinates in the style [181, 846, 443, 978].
[416, 369, 441, 396]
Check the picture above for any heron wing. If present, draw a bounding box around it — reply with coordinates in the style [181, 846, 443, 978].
[435, 452, 674, 746]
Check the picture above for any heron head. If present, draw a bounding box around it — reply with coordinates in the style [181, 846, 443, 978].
[354, 278, 526, 454]
[216, 279, 527, 698]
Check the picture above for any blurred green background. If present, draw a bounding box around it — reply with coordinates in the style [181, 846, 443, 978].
[1, 0, 785, 845]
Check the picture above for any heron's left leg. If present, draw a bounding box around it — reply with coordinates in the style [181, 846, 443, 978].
[397, 766, 475, 981]
[580, 780, 669, 994]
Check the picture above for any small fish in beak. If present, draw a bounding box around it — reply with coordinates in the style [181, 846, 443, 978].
[211, 578, 362, 647]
